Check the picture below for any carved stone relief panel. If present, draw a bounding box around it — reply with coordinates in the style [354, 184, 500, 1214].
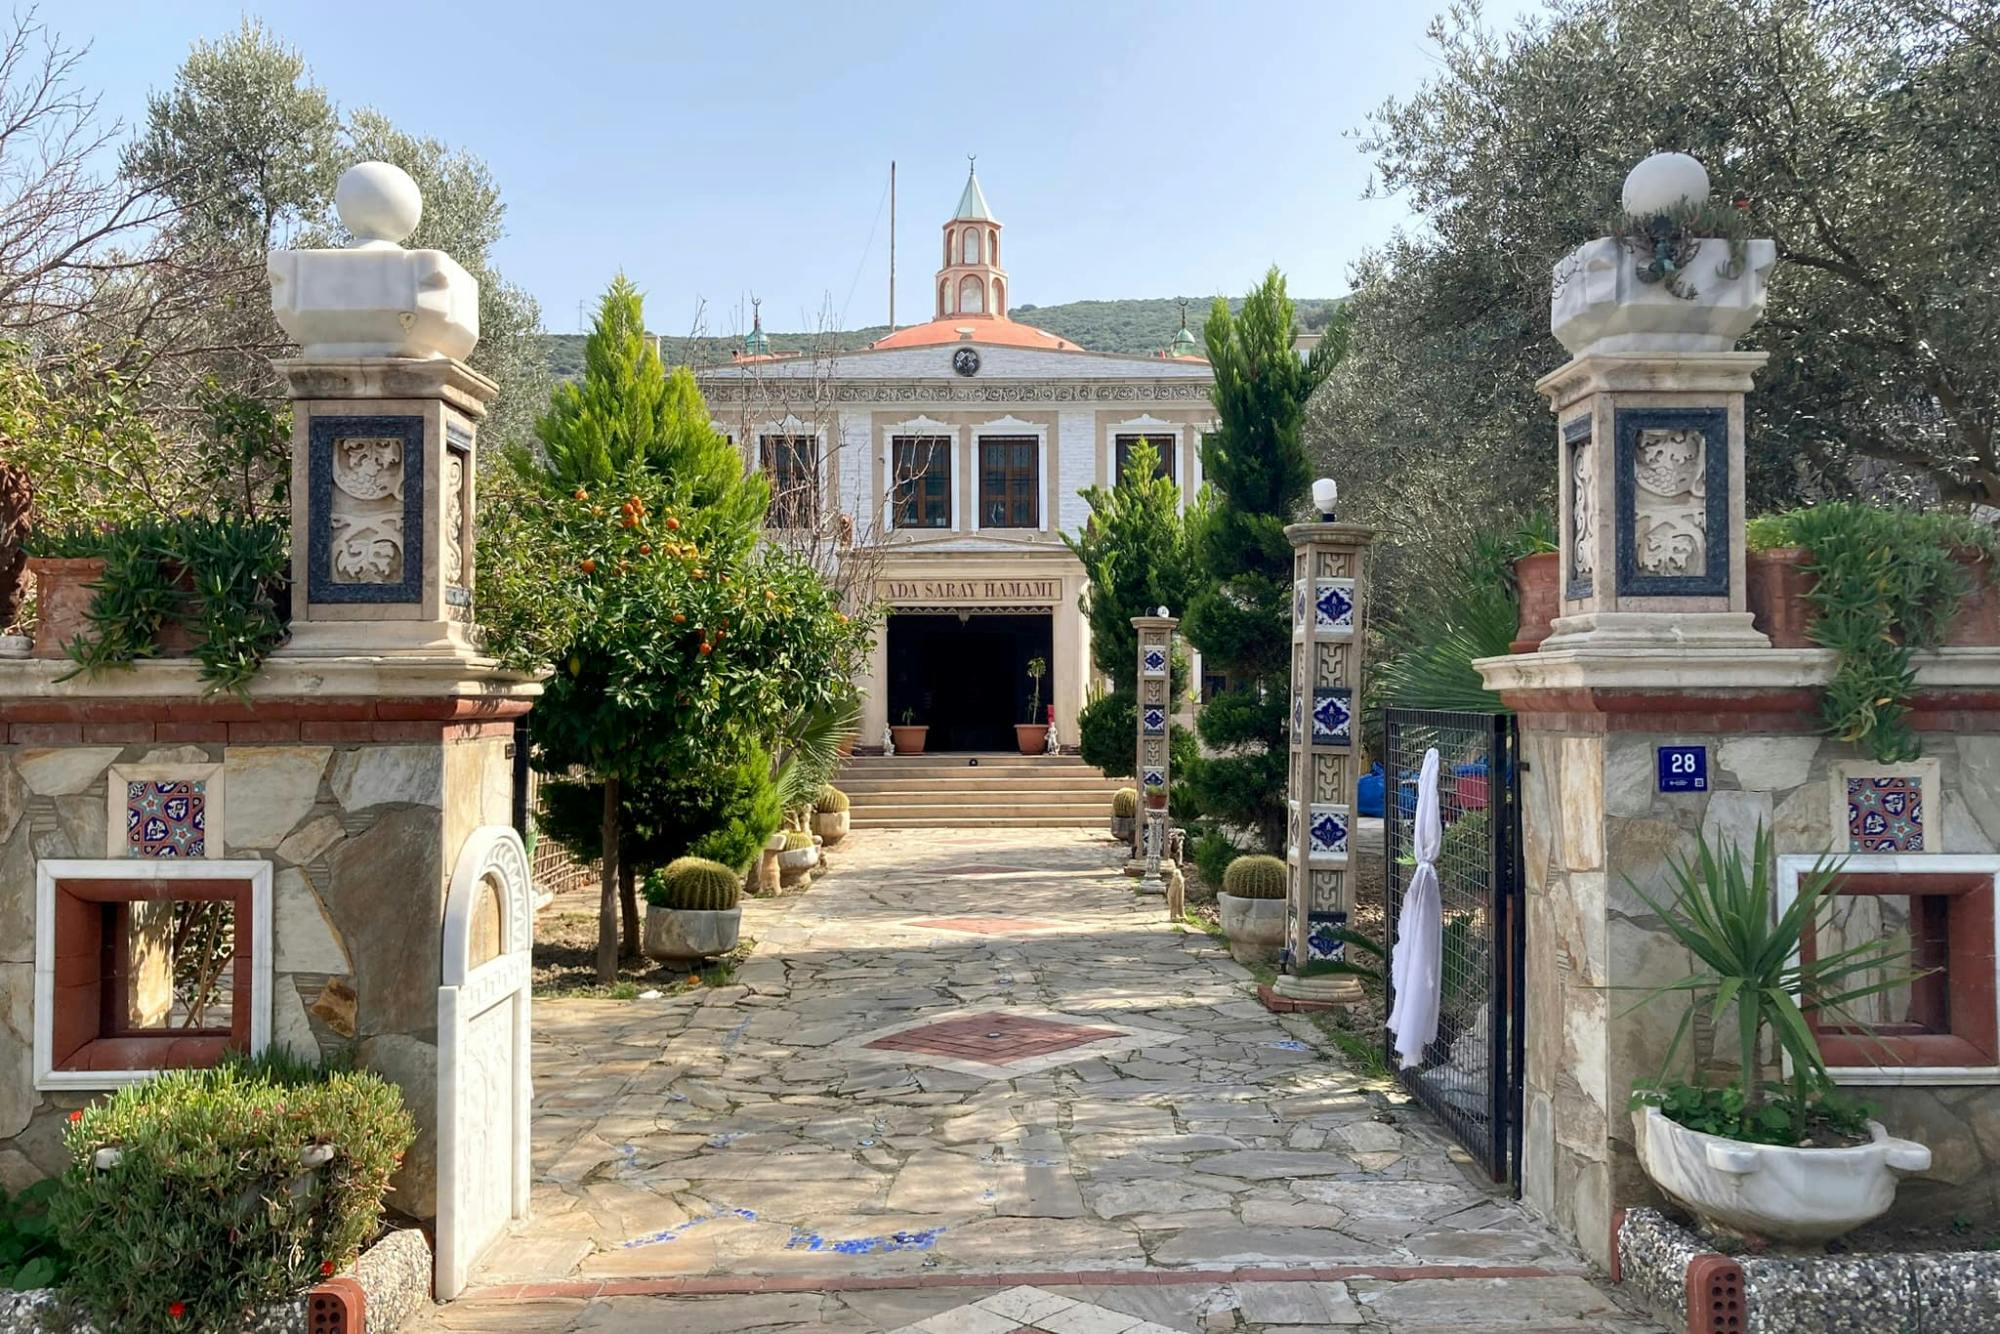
[1571, 442, 1596, 586]
[329, 437, 406, 584]
[1631, 427, 1706, 577]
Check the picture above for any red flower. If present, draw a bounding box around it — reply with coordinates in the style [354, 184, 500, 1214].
[320, 1260, 336, 1277]
[169, 1301, 187, 1320]
[67, 1110, 82, 1123]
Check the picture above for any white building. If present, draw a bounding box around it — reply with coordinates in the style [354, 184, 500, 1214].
[701, 167, 1214, 752]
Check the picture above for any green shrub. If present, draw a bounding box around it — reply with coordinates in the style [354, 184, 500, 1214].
[644, 856, 741, 910]
[52, 1054, 413, 1334]
[1193, 830, 1244, 888]
[1222, 853, 1287, 899]
[1747, 502, 1998, 760]
[814, 787, 849, 813]
[0, 1178, 68, 1291]
[782, 829, 814, 851]
[1111, 787, 1138, 817]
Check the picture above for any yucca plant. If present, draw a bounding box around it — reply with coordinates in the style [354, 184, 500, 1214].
[1624, 824, 1919, 1144]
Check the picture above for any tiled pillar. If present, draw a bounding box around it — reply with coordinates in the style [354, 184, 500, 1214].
[1133, 614, 1176, 870]
[1275, 522, 1372, 1005]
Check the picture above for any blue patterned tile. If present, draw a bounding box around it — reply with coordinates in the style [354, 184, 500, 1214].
[1293, 578, 1306, 629]
[1847, 776, 1924, 852]
[1141, 645, 1168, 678]
[127, 779, 207, 858]
[1307, 803, 1350, 865]
[1311, 687, 1353, 746]
[1141, 705, 1167, 737]
[1141, 767, 1166, 790]
[1306, 910, 1348, 962]
[1313, 578, 1355, 635]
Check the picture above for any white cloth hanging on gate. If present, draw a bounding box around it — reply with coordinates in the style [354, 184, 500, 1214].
[1387, 747, 1443, 1070]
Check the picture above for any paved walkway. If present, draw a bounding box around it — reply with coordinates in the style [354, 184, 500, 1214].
[415, 828, 1660, 1332]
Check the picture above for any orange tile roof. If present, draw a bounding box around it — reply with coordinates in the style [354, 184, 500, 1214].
[869, 317, 1081, 352]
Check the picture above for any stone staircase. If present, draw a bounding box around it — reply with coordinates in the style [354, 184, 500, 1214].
[836, 752, 1125, 829]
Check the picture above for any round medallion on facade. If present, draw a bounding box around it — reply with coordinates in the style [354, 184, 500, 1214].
[952, 347, 981, 377]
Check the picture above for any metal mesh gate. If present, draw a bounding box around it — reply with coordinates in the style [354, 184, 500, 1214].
[1381, 708, 1525, 1186]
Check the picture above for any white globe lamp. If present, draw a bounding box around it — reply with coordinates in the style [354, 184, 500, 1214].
[1311, 477, 1339, 520]
[1622, 152, 1710, 216]
[335, 161, 422, 247]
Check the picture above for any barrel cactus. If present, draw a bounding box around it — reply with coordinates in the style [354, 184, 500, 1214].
[782, 829, 814, 851]
[815, 787, 850, 813]
[644, 857, 741, 911]
[1111, 787, 1138, 818]
[1222, 854, 1287, 900]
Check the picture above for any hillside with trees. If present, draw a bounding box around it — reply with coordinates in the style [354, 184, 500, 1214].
[540, 295, 1345, 378]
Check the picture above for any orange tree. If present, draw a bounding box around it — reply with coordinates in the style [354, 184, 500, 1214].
[480, 466, 866, 981]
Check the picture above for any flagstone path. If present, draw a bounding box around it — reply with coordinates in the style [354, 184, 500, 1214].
[413, 827, 1661, 1332]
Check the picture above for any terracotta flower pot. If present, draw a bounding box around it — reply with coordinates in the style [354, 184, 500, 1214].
[1745, 547, 1817, 648]
[27, 557, 105, 660]
[1509, 550, 1560, 654]
[1947, 549, 2000, 647]
[1013, 723, 1049, 755]
[1145, 792, 1168, 811]
[889, 725, 928, 755]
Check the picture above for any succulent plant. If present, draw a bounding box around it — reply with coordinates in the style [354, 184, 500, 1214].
[644, 857, 742, 911]
[1222, 854, 1287, 900]
[782, 829, 814, 851]
[1111, 787, 1138, 817]
[815, 787, 850, 813]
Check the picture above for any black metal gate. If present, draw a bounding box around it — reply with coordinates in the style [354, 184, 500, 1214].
[1381, 708, 1526, 1186]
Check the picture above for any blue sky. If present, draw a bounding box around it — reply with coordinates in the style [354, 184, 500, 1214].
[72, 1, 1542, 338]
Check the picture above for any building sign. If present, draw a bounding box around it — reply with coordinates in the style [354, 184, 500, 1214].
[1657, 745, 1708, 793]
[878, 579, 1060, 604]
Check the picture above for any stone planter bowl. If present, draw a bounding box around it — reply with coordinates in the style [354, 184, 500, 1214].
[777, 844, 818, 887]
[1510, 550, 1560, 654]
[643, 904, 742, 962]
[1632, 1104, 1930, 1243]
[1216, 891, 1287, 965]
[814, 809, 849, 844]
[1111, 814, 1134, 840]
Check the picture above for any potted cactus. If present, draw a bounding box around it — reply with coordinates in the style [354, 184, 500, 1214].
[814, 787, 850, 844]
[1217, 854, 1288, 964]
[1143, 781, 1169, 811]
[1014, 656, 1051, 755]
[890, 706, 928, 756]
[777, 829, 819, 887]
[1110, 787, 1137, 840]
[642, 857, 743, 962]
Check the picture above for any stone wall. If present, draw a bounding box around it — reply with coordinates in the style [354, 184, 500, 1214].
[0, 668, 525, 1219]
[1518, 709, 2000, 1257]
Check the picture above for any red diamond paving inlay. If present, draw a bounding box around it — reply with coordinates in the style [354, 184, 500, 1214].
[910, 916, 1064, 934]
[865, 1013, 1126, 1065]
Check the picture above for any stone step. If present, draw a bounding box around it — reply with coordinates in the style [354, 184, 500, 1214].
[851, 814, 1111, 828]
[843, 753, 1095, 769]
[840, 777, 1123, 796]
[846, 800, 1113, 820]
[844, 792, 1118, 812]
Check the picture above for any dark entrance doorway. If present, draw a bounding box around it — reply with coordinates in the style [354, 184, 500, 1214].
[887, 612, 1053, 752]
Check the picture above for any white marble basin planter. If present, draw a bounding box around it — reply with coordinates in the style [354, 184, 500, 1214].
[642, 905, 742, 962]
[1216, 892, 1287, 964]
[1633, 1104, 1930, 1243]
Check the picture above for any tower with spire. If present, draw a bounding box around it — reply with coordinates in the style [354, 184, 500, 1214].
[743, 296, 770, 357]
[936, 158, 1007, 321]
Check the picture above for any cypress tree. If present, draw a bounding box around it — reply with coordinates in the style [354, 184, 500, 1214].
[1183, 269, 1338, 853]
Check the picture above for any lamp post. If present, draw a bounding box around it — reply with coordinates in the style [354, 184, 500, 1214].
[1272, 480, 1372, 1007]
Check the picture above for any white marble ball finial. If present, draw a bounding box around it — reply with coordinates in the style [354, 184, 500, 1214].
[1622, 152, 1710, 216]
[334, 161, 422, 248]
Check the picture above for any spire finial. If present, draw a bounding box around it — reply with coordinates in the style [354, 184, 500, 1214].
[751, 294, 762, 327]
[968, 153, 977, 175]
[1177, 297, 1190, 331]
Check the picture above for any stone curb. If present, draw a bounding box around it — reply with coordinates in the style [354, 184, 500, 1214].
[0, 1227, 431, 1333]
[1617, 1206, 2000, 1334]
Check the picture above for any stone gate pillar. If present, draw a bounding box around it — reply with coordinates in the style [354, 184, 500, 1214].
[1274, 517, 1372, 1006]
[1474, 155, 1799, 1266]
[1132, 613, 1176, 873]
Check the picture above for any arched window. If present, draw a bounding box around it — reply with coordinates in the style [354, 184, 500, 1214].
[943, 229, 953, 266]
[939, 277, 951, 315]
[988, 228, 997, 263]
[962, 228, 981, 264]
[958, 275, 984, 315]
[992, 279, 1005, 314]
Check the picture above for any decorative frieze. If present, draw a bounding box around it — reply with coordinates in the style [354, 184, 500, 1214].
[704, 380, 1213, 406]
